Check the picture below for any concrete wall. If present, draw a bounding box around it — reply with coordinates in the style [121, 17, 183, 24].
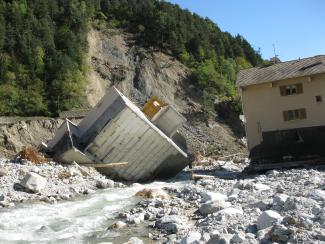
[240, 73, 325, 150]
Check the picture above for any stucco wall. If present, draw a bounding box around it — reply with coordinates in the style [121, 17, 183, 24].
[241, 73, 325, 150]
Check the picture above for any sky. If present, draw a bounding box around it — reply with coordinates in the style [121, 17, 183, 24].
[168, 0, 325, 61]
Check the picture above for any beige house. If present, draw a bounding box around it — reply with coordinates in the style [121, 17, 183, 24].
[237, 55, 325, 164]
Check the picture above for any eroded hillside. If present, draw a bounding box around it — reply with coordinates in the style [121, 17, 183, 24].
[85, 28, 247, 156]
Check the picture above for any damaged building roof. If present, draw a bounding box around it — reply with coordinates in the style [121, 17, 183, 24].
[237, 55, 325, 87]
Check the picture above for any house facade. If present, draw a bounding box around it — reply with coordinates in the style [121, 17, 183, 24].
[237, 55, 325, 164]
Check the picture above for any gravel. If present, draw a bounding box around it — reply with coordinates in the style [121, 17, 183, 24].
[114, 156, 325, 243]
[0, 159, 124, 207]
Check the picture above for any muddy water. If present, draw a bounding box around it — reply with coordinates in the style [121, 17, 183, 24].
[0, 181, 188, 244]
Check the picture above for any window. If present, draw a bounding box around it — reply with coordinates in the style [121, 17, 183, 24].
[316, 95, 322, 102]
[283, 108, 306, 121]
[280, 83, 303, 96]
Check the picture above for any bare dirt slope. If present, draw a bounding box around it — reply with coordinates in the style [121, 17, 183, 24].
[0, 119, 62, 158]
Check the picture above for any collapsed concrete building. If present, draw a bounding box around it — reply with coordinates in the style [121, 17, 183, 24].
[47, 87, 189, 181]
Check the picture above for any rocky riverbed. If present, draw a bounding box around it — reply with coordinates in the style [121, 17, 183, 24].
[115, 159, 325, 244]
[0, 159, 125, 207]
[0, 158, 324, 243]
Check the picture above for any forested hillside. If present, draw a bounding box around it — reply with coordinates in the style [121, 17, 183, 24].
[0, 0, 263, 116]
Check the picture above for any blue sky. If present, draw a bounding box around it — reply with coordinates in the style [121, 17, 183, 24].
[168, 0, 325, 61]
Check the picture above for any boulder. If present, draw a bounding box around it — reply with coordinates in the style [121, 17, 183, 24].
[155, 215, 185, 234]
[108, 221, 127, 229]
[199, 200, 231, 215]
[217, 207, 243, 216]
[253, 199, 272, 211]
[273, 194, 289, 206]
[128, 237, 143, 244]
[0, 168, 8, 176]
[270, 224, 290, 242]
[230, 231, 246, 243]
[201, 191, 227, 203]
[19, 172, 47, 193]
[127, 213, 144, 225]
[180, 231, 201, 244]
[135, 188, 170, 200]
[253, 183, 271, 192]
[96, 179, 114, 189]
[308, 190, 325, 201]
[207, 233, 233, 244]
[257, 210, 283, 230]
[283, 197, 298, 211]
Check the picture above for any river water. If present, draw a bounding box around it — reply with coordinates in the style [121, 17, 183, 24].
[0, 181, 188, 244]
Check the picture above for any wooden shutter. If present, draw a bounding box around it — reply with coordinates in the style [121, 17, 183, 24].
[300, 108, 306, 119]
[283, 111, 289, 121]
[280, 86, 286, 96]
[296, 83, 303, 94]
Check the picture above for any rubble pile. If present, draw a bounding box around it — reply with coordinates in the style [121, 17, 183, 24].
[0, 159, 125, 207]
[115, 158, 325, 243]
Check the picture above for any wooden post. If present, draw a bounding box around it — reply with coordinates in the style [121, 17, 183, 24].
[81, 162, 128, 168]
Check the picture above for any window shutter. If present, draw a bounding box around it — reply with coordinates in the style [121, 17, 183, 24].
[296, 83, 303, 94]
[283, 111, 289, 121]
[280, 86, 286, 96]
[300, 108, 306, 119]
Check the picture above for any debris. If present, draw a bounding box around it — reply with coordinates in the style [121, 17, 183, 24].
[18, 147, 47, 164]
[47, 87, 189, 182]
[81, 162, 128, 168]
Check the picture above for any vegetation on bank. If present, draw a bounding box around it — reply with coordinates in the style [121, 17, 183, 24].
[0, 0, 263, 116]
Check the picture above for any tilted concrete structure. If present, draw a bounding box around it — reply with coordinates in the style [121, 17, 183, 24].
[47, 87, 189, 181]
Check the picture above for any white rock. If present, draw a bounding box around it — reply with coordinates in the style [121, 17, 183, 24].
[128, 237, 143, 244]
[68, 166, 81, 177]
[96, 179, 114, 189]
[253, 183, 271, 192]
[199, 200, 231, 215]
[0, 168, 8, 176]
[231, 231, 246, 243]
[308, 190, 325, 201]
[20, 172, 47, 193]
[29, 166, 40, 173]
[273, 194, 289, 206]
[180, 231, 202, 244]
[207, 234, 233, 244]
[217, 207, 243, 216]
[109, 221, 127, 229]
[257, 210, 283, 230]
[201, 192, 227, 203]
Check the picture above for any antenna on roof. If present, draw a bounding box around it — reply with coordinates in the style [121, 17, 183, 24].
[272, 44, 279, 64]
